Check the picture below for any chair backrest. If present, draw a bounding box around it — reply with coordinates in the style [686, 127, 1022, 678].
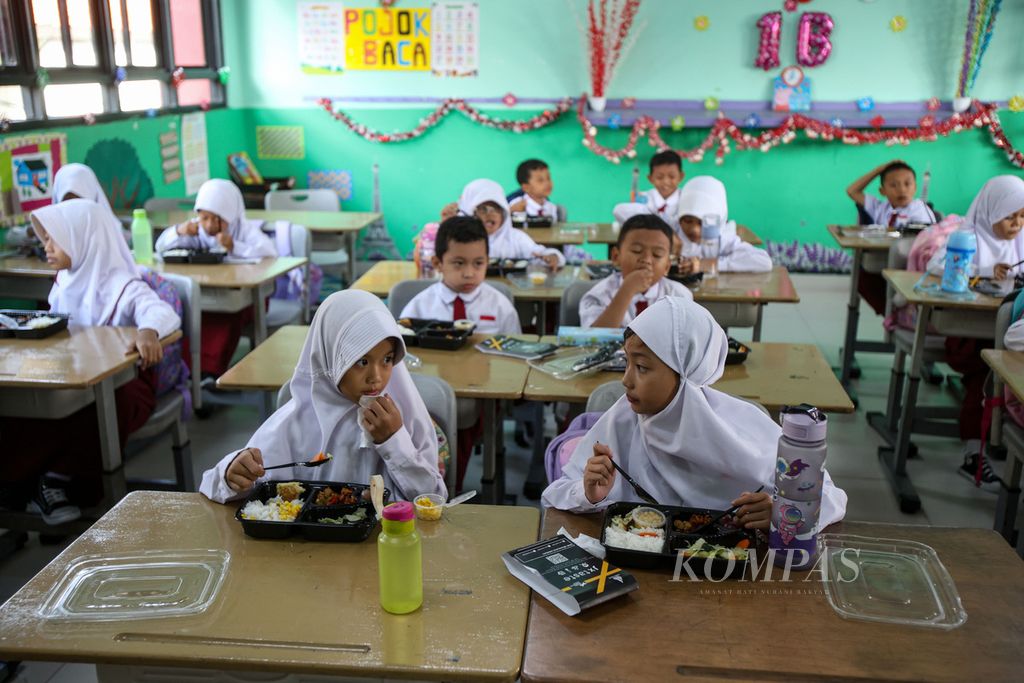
[157, 271, 202, 411]
[586, 380, 626, 413]
[995, 289, 1022, 350]
[410, 374, 457, 491]
[265, 189, 339, 212]
[264, 220, 311, 259]
[388, 279, 515, 318]
[883, 236, 917, 321]
[144, 197, 193, 213]
[560, 280, 599, 327]
[556, 205, 568, 222]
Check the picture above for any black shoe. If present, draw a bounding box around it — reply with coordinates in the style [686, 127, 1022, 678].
[27, 478, 81, 525]
[522, 480, 545, 501]
[958, 454, 1001, 493]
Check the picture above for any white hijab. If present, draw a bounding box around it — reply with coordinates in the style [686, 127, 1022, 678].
[557, 297, 847, 526]
[33, 199, 141, 325]
[241, 290, 439, 498]
[193, 179, 263, 247]
[457, 178, 515, 245]
[52, 163, 113, 212]
[677, 176, 728, 223]
[966, 175, 1024, 272]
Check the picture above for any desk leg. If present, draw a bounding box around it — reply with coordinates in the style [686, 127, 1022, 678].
[347, 231, 357, 286]
[752, 305, 764, 342]
[94, 377, 127, 506]
[879, 304, 929, 514]
[252, 287, 267, 346]
[481, 399, 498, 504]
[840, 249, 863, 389]
[536, 302, 547, 335]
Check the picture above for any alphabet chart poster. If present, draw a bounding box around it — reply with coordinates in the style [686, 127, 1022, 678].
[431, 2, 478, 77]
[300, 2, 345, 74]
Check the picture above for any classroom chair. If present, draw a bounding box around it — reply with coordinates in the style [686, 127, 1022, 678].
[386, 278, 515, 318]
[586, 380, 626, 412]
[264, 221, 312, 329]
[125, 272, 199, 492]
[559, 280, 599, 327]
[265, 189, 349, 274]
[984, 290, 1021, 455]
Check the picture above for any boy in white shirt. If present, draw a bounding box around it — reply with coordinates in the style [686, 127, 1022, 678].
[400, 216, 521, 335]
[847, 160, 936, 227]
[508, 159, 558, 221]
[580, 214, 693, 328]
[611, 150, 686, 228]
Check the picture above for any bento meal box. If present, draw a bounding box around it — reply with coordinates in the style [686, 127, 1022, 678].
[600, 502, 755, 579]
[667, 267, 704, 287]
[726, 337, 750, 366]
[161, 248, 227, 264]
[235, 479, 390, 542]
[486, 258, 529, 277]
[395, 317, 475, 350]
[0, 310, 70, 339]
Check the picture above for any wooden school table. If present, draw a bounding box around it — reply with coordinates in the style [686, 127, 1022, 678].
[0, 326, 181, 531]
[521, 510, 1024, 683]
[875, 270, 1003, 514]
[524, 341, 854, 414]
[0, 491, 539, 683]
[0, 255, 57, 301]
[148, 209, 381, 285]
[828, 224, 900, 397]
[521, 222, 763, 248]
[217, 326, 533, 504]
[155, 256, 306, 346]
[983, 348, 1024, 552]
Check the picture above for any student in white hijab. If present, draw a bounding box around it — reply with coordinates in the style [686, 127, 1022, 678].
[926, 175, 1024, 280]
[443, 178, 564, 268]
[52, 163, 112, 210]
[200, 290, 446, 504]
[542, 296, 847, 530]
[155, 178, 276, 259]
[674, 176, 772, 274]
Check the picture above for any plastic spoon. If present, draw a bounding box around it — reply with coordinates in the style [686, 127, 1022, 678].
[0, 313, 18, 329]
[262, 452, 333, 471]
[369, 474, 385, 518]
[445, 490, 476, 508]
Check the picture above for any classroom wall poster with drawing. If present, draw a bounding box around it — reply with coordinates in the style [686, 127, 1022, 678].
[181, 111, 210, 195]
[431, 2, 478, 77]
[0, 133, 66, 225]
[300, 1, 345, 74]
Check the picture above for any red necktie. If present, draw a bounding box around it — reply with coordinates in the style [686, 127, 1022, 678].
[635, 300, 648, 315]
[889, 212, 898, 227]
[656, 204, 667, 214]
[453, 296, 466, 320]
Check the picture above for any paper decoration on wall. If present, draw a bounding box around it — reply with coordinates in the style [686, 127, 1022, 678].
[755, 12, 782, 70]
[694, 16, 709, 31]
[957, 0, 1002, 100]
[773, 66, 811, 112]
[889, 16, 907, 32]
[160, 130, 181, 185]
[344, 7, 431, 71]
[584, 0, 644, 101]
[0, 133, 66, 224]
[257, 126, 306, 160]
[83, 139, 154, 209]
[308, 170, 353, 201]
[181, 112, 209, 195]
[796, 12, 833, 67]
[431, 2, 478, 77]
[299, 1, 345, 74]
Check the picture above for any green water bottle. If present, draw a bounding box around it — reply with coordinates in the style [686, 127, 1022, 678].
[131, 208, 153, 265]
[378, 501, 422, 614]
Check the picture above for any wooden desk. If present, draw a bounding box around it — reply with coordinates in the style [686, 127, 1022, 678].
[828, 224, 902, 400]
[875, 270, 1003, 513]
[524, 341, 853, 413]
[0, 326, 181, 525]
[522, 510, 1024, 683]
[0, 256, 58, 301]
[0, 491, 539, 682]
[520, 223, 762, 248]
[155, 256, 306, 345]
[148, 210, 381, 285]
[217, 327, 533, 504]
[982, 349, 1024, 548]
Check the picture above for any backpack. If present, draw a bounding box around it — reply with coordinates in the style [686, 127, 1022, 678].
[544, 411, 605, 483]
[138, 268, 192, 418]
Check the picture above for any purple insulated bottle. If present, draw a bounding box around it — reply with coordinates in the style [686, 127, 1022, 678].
[770, 404, 827, 569]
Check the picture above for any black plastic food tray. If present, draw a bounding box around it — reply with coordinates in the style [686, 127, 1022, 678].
[667, 268, 704, 287]
[162, 249, 226, 264]
[235, 479, 390, 542]
[486, 259, 528, 277]
[395, 318, 474, 350]
[726, 338, 751, 366]
[512, 216, 553, 228]
[0, 310, 70, 339]
[600, 502, 755, 579]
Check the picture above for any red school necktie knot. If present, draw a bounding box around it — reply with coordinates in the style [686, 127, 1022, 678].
[453, 296, 467, 321]
[635, 300, 649, 315]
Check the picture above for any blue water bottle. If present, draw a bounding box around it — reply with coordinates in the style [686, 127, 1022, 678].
[941, 229, 977, 293]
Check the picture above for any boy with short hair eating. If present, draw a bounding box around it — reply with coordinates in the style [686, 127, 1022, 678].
[508, 159, 558, 221]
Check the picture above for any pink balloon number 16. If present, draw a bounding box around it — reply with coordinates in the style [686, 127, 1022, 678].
[755, 11, 834, 71]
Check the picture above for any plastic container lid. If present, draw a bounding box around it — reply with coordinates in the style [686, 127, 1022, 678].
[382, 501, 414, 522]
[818, 534, 967, 630]
[946, 229, 977, 252]
[38, 549, 230, 622]
[132, 208, 148, 219]
[780, 404, 828, 442]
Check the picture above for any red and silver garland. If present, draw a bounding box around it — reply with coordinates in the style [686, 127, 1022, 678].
[317, 96, 572, 143]
[577, 96, 1024, 168]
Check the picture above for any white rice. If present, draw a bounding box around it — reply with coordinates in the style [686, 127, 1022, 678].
[604, 526, 665, 553]
[240, 495, 303, 522]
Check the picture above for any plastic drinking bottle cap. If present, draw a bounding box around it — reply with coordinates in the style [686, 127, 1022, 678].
[382, 501, 414, 522]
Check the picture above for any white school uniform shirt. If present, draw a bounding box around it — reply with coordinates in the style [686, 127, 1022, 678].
[1005, 318, 1024, 351]
[32, 200, 180, 337]
[641, 187, 683, 222]
[543, 295, 848, 527]
[676, 176, 772, 273]
[925, 176, 1024, 278]
[863, 195, 936, 227]
[200, 290, 446, 504]
[457, 179, 565, 266]
[155, 179, 277, 259]
[579, 272, 693, 328]
[400, 281, 521, 335]
[523, 194, 558, 220]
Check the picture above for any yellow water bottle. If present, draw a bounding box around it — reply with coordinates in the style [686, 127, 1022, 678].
[378, 501, 422, 614]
